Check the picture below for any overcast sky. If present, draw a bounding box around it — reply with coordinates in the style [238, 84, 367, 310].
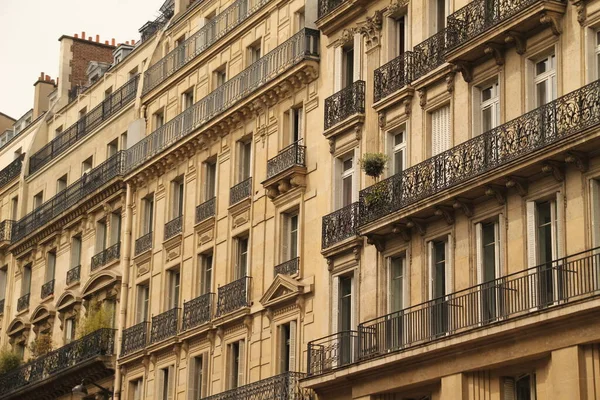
[0, 0, 166, 120]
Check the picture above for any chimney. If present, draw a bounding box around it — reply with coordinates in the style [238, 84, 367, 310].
[81, 31, 85, 39]
[111, 38, 115, 46]
[33, 74, 56, 119]
[74, 33, 78, 39]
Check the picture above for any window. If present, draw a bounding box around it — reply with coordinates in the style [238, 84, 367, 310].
[71, 235, 82, 268]
[167, 269, 181, 309]
[82, 156, 93, 175]
[154, 109, 165, 129]
[96, 220, 107, 252]
[107, 138, 119, 157]
[182, 88, 194, 111]
[389, 128, 406, 176]
[21, 264, 31, 296]
[395, 16, 407, 57]
[503, 374, 537, 400]
[142, 194, 155, 235]
[282, 212, 299, 262]
[533, 53, 556, 107]
[247, 40, 262, 65]
[294, 8, 305, 32]
[342, 44, 354, 88]
[33, 191, 43, 210]
[476, 219, 502, 321]
[389, 255, 405, 313]
[235, 236, 249, 279]
[56, 174, 68, 193]
[11, 196, 18, 220]
[214, 65, 227, 89]
[198, 253, 213, 295]
[238, 140, 252, 182]
[158, 366, 175, 400]
[431, 0, 447, 34]
[0, 266, 7, 304]
[278, 321, 297, 372]
[285, 106, 303, 145]
[189, 354, 208, 400]
[428, 236, 452, 335]
[136, 284, 150, 323]
[228, 340, 245, 389]
[339, 154, 355, 208]
[477, 80, 500, 134]
[46, 250, 56, 283]
[338, 275, 353, 332]
[64, 317, 76, 343]
[129, 378, 144, 400]
[204, 161, 217, 200]
[430, 105, 451, 156]
[110, 211, 122, 245]
[171, 178, 184, 218]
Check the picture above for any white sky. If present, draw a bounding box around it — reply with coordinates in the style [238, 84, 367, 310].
[0, 0, 167, 120]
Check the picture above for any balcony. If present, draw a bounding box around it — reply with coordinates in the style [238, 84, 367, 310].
[127, 28, 320, 173]
[11, 151, 126, 247]
[29, 76, 138, 175]
[324, 80, 365, 132]
[321, 202, 360, 251]
[230, 177, 252, 206]
[120, 321, 149, 357]
[150, 307, 180, 344]
[445, 0, 566, 67]
[66, 265, 81, 285]
[134, 232, 153, 256]
[40, 279, 54, 299]
[274, 257, 300, 276]
[204, 372, 312, 400]
[164, 215, 183, 240]
[360, 79, 600, 231]
[216, 276, 251, 317]
[0, 329, 115, 400]
[0, 220, 14, 247]
[0, 156, 23, 189]
[307, 248, 600, 376]
[182, 293, 214, 331]
[374, 52, 414, 104]
[412, 29, 449, 82]
[91, 242, 121, 272]
[0, 298, 4, 315]
[196, 197, 216, 223]
[143, 0, 271, 94]
[17, 293, 29, 312]
[263, 141, 306, 199]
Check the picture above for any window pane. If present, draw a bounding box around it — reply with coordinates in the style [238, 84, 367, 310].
[482, 106, 493, 133]
[343, 158, 353, 172]
[394, 132, 404, 147]
[433, 241, 446, 298]
[481, 86, 493, 102]
[536, 81, 547, 107]
[342, 176, 353, 206]
[536, 59, 547, 75]
[390, 257, 404, 312]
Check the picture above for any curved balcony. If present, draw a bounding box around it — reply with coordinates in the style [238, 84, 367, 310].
[263, 141, 306, 199]
[91, 242, 121, 272]
[150, 307, 180, 344]
[120, 321, 149, 357]
[182, 293, 214, 331]
[216, 276, 251, 317]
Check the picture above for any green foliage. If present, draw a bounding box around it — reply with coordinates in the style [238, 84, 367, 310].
[359, 153, 388, 179]
[0, 347, 21, 374]
[76, 303, 114, 338]
[29, 334, 53, 359]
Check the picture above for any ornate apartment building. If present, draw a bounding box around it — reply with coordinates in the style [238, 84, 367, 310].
[1, 0, 600, 399]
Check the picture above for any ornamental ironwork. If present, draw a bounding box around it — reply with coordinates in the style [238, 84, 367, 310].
[0, 156, 22, 190]
[216, 276, 251, 317]
[143, 0, 271, 94]
[0, 329, 115, 397]
[266, 141, 306, 179]
[318, 0, 347, 19]
[41, 279, 54, 299]
[134, 232, 153, 256]
[230, 178, 252, 206]
[0, 299, 4, 315]
[412, 29, 448, 81]
[164, 216, 183, 240]
[150, 308, 180, 344]
[29, 76, 138, 175]
[182, 293, 214, 331]
[374, 52, 414, 103]
[121, 321, 149, 356]
[324, 81, 365, 130]
[360, 79, 600, 227]
[203, 372, 313, 400]
[0, 220, 13, 242]
[309, 247, 600, 375]
[196, 197, 216, 224]
[12, 151, 126, 243]
[127, 29, 320, 171]
[66, 265, 81, 285]
[321, 202, 360, 249]
[274, 257, 300, 276]
[91, 242, 121, 272]
[17, 293, 29, 312]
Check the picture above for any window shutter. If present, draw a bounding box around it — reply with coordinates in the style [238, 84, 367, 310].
[556, 191, 565, 259]
[188, 360, 197, 400]
[475, 223, 483, 285]
[281, 216, 289, 265]
[446, 234, 454, 296]
[526, 201, 538, 308]
[289, 320, 297, 371]
[167, 366, 174, 400]
[298, 108, 303, 141]
[431, 105, 450, 156]
[237, 340, 245, 387]
[201, 353, 209, 398]
[353, 34, 361, 81]
[157, 370, 165, 400]
[502, 377, 516, 400]
[428, 241, 435, 300]
[332, 276, 339, 333]
[334, 47, 343, 92]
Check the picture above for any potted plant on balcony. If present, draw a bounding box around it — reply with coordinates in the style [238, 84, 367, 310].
[0, 347, 21, 374]
[76, 302, 114, 338]
[359, 153, 389, 207]
[29, 333, 53, 359]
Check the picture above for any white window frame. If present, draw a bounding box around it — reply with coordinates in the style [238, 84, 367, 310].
[532, 52, 557, 108]
[428, 235, 454, 300]
[476, 80, 500, 135]
[227, 340, 245, 389]
[167, 268, 181, 310]
[388, 254, 408, 313]
[475, 216, 504, 285]
[188, 353, 208, 400]
[198, 252, 213, 296]
[282, 211, 299, 262]
[277, 320, 297, 373]
[136, 283, 150, 323]
[157, 365, 175, 400]
[338, 152, 356, 208]
[429, 104, 451, 157]
[388, 126, 407, 177]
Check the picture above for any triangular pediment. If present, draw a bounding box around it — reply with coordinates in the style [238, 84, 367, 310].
[260, 274, 305, 308]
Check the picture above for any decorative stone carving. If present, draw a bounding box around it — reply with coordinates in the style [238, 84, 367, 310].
[378, 112, 386, 128]
[484, 43, 505, 66]
[570, 0, 587, 25]
[540, 12, 562, 36]
[505, 31, 527, 55]
[358, 10, 384, 50]
[445, 72, 456, 93]
[387, 0, 409, 16]
[418, 88, 427, 108]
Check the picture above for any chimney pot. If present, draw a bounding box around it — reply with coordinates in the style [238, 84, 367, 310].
[45, 75, 50, 81]
[111, 38, 115, 46]
[88, 36, 92, 41]
[96, 34, 100, 42]
[105, 40, 109, 45]
[40, 72, 44, 79]
[74, 33, 78, 38]
[82, 31, 85, 39]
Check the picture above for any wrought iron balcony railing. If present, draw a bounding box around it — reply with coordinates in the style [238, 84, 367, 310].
[324, 81, 365, 130]
[66, 265, 81, 285]
[307, 331, 358, 376]
[164, 215, 183, 240]
[150, 307, 180, 344]
[91, 242, 121, 272]
[216, 276, 251, 317]
[230, 177, 252, 206]
[0, 220, 14, 242]
[0, 329, 115, 397]
[41, 279, 54, 299]
[29, 76, 139, 175]
[0, 299, 4, 315]
[411, 29, 448, 81]
[12, 151, 126, 243]
[182, 293, 214, 331]
[0, 156, 23, 189]
[374, 52, 414, 103]
[203, 372, 312, 400]
[308, 248, 600, 376]
[196, 197, 216, 223]
[134, 232, 153, 256]
[266, 140, 306, 179]
[360, 79, 600, 227]
[274, 257, 300, 276]
[321, 202, 360, 250]
[17, 293, 29, 312]
[121, 321, 149, 356]
[127, 28, 320, 172]
[143, 0, 271, 94]
[318, 0, 347, 19]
